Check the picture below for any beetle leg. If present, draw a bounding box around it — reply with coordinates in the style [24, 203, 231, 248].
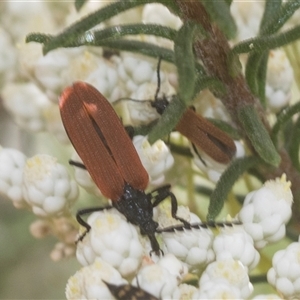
[69, 159, 87, 170]
[76, 205, 113, 242]
[150, 185, 191, 227]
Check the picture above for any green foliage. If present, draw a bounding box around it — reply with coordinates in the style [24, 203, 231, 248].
[272, 102, 300, 146]
[232, 24, 300, 55]
[261, 0, 300, 35]
[193, 76, 226, 99]
[206, 118, 241, 140]
[259, 0, 282, 31]
[148, 96, 186, 144]
[174, 21, 197, 105]
[199, 0, 237, 39]
[71, 24, 178, 46]
[238, 105, 281, 167]
[207, 156, 261, 221]
[287, 117, 300, 172]
[238, 0, 300, 106]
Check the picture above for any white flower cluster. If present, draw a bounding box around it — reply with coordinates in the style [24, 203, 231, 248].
[238, 174, 293, 249]
[267, 236, 300, 300]
[66, 174, 293, 299]
[2, 82, 52, 132]
[23, 154, 79, 217]
[133, 135, 174, 186]
[195, 259, 253, 299]
[0, 146, 80, 260]
[0, 146, 28, 209]
[142, 3, 182, 49]
[76, 209, 144, 279]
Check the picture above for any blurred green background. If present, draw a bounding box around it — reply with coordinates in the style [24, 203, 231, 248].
[0, 197, 79, 299]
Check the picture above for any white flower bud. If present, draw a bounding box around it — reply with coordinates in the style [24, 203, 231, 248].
[193, 279, 242, 299]
[199, 258, 253, 299]
[50, 242, 76, 261]
[133, 135, 174, 186]
[213, 226, 260, 271]
[125, 83, 161, 125]
[30, 219, 51, 239]
[157, 253, 188, 281]
[267, 237, 300, 300]
[76, 209, 144, 279]
[0, 146, 27, 209]
[33, 48, 107, 103]
[1, 1, 59, 42]
[238, 174, 293, 248]
[30, 215, 78, 247]
[66, 258, 127, 300]
[132, 262, 178, 299]
[2, 82, 51, 132]
[85, 58, 124, 102]
[158, 205, 215, 271]
[172, 283, 198, 300]
[118, 55, 158, 94]
[266, 49, 294, 112]
[22, 154, 79, 217]
[127, 57, 155, 86]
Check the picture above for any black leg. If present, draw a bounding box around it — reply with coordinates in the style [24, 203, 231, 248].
[191, 143, 207, 166]
[69, 159, 87, 170]
[154, 56, 162, 101]
[148, 233, 164, 257]
[150, 185, 190, 227]
[76, 205, 113, 241]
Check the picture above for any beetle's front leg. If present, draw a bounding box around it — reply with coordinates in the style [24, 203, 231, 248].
[76, 205, 113, 242]
[150, 185, 190, 227]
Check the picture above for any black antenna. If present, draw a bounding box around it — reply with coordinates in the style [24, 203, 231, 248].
[154, 56, 162, 101]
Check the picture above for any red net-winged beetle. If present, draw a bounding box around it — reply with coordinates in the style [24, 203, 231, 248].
[59, 81, 195, 255]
